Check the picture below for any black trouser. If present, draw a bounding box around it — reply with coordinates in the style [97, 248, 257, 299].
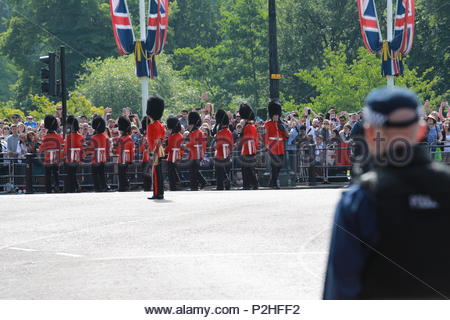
[118, 163, 130, 191]
[240, 155, 258, 189]
[190, 160, 207, 191]
[167, 161, 180, 191]
[152, 163, 164, 196]
[44, 164, 59, 193]
[64, 163, 79, 193]
[269, 153, 284, 187]
[142, 162, 152, 192]
[92, 163, 106, 192]
[215, 158, 231, 190]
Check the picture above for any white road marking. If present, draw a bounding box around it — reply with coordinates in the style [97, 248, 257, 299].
[91, 251, 327, 261]
[55, 252, 84, 258]
[7, 247, 38, 252]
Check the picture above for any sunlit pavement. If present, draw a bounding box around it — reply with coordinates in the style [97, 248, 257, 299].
[0, 188, 342, 299]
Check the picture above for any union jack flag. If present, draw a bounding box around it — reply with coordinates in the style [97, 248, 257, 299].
[110, 0, 135, 55]
[357, 0, 382, 53]
[391, 0, 415, 55]
[146, 0, 169, 55]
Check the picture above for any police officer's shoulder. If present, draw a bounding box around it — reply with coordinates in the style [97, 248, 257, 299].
[338, 183, 374, 218]
[429, 161, 450, 183]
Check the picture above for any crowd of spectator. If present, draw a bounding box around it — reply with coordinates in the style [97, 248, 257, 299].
[1, 100, 449, 168]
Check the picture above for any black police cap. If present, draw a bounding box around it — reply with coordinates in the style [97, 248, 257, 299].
[364, 87, 422, 127]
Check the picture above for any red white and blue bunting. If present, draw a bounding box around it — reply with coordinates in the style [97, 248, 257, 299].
[357, 0, 415, 77]
[110, 0, 169, 78]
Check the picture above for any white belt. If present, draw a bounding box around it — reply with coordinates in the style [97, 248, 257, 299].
[47, 149, 58, 164]
[95, 148, 106, 162]
[70, 148, 81, 162]
[171, 148, 180, 163]
[269, 137, 283, 141]
[247, 140, 255, 155]
[222, 144, 230, 158]
[194, 144, 202, 159]
[122, 150, 130, 164]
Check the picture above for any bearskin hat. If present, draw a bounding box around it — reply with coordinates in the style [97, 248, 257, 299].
[66, 115, 79, 133]
[239, 103, 255, 121]
[141, 116, 149, 134]
[268, 100, 282, 118]
[188, 111, 202, 127]
[219, 110, 230, 127]
[118, 115, 131, 133]
[44, 115, 58, 132]
[215, 109, 226, 125]
[92, 116, 106, 134]
[167, 116, 181, 133]
[146, 95, 165, 121]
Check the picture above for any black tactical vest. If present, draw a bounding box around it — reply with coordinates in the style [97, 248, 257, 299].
[359, 146, 450, 299]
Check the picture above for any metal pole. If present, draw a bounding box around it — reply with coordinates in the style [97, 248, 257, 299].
[268, 0, 280, 101]
[25, 153, 34, 194]
[60, 46, 67, 138]
[386, 0, 394, 87]
[140, 0, 149, 117]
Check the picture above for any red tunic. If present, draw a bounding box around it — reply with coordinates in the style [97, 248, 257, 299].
[165, 132, 184, 163]
[38, 132, 63, 165]
[139, 136, 150, 162]
[88, 133, 110, 164]
[215, 128, 233, 159]
[64, 132, 84, 163]
[241, 123, 258, 155]
[116, 135, 135, 164]
[146, 121, 165, 153]
[187, 129, 206, 160]
[264, 120, 288, 155]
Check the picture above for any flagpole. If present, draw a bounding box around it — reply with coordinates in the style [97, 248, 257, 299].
[386, 0, 394, 87]
[140, 0, 149, 117]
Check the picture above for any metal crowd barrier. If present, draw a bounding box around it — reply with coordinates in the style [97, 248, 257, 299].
[0, 143, 449, 194]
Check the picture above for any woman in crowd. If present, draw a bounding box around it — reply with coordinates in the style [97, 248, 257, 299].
[442, 120, 450, 163]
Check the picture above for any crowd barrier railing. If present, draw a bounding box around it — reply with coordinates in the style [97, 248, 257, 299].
[0, 143, 448, 193]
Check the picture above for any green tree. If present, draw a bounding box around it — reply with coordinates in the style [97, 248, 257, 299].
[295, 45, 443, 114]
[173, 0, 268, 109]
[75, 54, 203, 117]
[0, 0, 116, 108]
[166, 0, 222, 53]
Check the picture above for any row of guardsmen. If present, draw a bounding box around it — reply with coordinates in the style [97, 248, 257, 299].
[38, 97, 290, 199]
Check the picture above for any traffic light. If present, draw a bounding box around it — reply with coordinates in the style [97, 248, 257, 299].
[39, 52, 57, 96]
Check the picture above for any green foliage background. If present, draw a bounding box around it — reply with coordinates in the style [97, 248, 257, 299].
[0, 0, 448, 121]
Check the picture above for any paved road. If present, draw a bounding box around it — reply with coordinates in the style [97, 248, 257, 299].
[0, 188, 342, 299]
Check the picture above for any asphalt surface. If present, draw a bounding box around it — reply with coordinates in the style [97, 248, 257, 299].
[0, 188, 342, 299]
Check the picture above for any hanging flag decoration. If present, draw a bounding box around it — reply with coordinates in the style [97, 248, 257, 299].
[146, 0, 169, 78]
[357, 0, 382, 53]
[357, 0, 415, 77]
[109, 0, 169, 78]
[110, 0, 135, 55]
[390, 0, 415, 54]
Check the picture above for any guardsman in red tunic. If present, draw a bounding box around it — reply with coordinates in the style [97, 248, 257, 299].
[186, 111, 207, 191]
[64, 116, 84, 193]
[88, 116, 110, 192]
[264, 101, 289, 189]
[146, 95, 166, 200]
[139, 116, 152, 192]
[38, 115, 63, 193]
[214, 109, 233, 190]
[116, 116, 135, 191]
[239, 103, 259, 190]
[165, 117, 184, 191]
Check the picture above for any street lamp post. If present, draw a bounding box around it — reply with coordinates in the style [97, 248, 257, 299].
[268, 0, 280, 101]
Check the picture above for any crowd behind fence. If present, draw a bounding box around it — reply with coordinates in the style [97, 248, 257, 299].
[1, 142, 448, 194]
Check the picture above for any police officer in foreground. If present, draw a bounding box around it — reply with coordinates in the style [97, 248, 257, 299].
[323, 87, 450, 299]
